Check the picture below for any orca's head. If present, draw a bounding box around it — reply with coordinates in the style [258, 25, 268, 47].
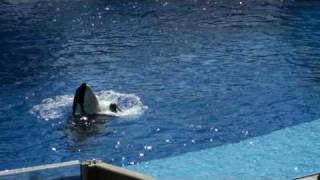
[79, 83, 87, 92]
[72, 83, 100, 116]
[72, 83, 86, 116]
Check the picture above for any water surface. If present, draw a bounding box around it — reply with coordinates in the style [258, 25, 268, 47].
[1, 0, 320, 175]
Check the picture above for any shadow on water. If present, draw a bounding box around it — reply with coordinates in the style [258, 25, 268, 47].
[53, 176, 80, 180]
[64, 115, 114, 144]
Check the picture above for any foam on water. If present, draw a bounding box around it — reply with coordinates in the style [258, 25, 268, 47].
[96, 90, 148, 117]
[30, 90, 147, 120]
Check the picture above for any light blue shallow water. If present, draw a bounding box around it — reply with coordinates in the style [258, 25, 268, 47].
[1, 0, 320, 179]
[129, 118, 320, 179]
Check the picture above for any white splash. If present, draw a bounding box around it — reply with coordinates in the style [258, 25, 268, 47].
[96, 90, 148, 117]
[30, 94, 73, 120]
[30, 90, 147, 120]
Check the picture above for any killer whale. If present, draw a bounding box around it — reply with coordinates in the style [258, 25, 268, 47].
[72, 83, 121, 117]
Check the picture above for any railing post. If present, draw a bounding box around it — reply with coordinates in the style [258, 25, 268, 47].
[80, 161, 89, 180]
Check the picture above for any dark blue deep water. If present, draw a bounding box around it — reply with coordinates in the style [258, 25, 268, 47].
[1, 0, 320, 172]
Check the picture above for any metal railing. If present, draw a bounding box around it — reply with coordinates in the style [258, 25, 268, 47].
[0, 160, 154, 180]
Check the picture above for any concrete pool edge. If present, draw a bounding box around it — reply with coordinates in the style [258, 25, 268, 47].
[127, 118, 320, 180]
[81, 160, 154, 180]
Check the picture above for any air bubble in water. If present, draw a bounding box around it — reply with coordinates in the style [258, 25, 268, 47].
[144, 145, 152, 150]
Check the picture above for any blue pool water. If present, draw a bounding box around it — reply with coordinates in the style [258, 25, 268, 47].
[129, 118, 320, 179]
[1, 0, 320, 179]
